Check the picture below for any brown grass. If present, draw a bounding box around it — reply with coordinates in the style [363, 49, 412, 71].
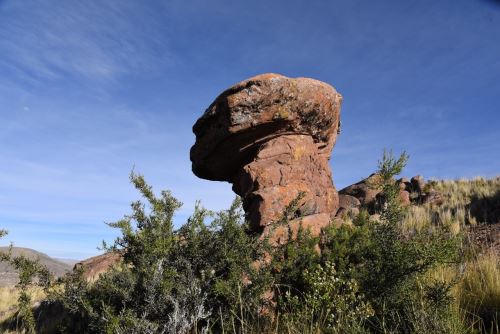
[457, 250, 500, 331]
[0, 286, 45, 323]
[404, 176, 500, 332]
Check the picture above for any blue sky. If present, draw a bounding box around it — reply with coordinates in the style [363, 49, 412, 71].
[0, 0, 499, 259]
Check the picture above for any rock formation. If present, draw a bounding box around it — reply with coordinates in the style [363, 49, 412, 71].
[191, 73, 342, 239]
[74, 252, 121, 282]
[336, 174, 443, 218]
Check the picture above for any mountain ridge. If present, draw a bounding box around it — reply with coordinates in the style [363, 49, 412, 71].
[0, 247, 72, 287]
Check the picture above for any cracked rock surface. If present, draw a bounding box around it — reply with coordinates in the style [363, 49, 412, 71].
[191, 73, 342, 236]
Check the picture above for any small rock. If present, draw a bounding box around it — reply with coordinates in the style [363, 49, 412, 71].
[339, 173, 383, 208]
[338, 194, 361, 210]
[411, 175, 426, 193]
[399, 190, 411, 206]
[422, 190, 443, 206]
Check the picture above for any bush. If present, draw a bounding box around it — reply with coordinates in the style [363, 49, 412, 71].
[0, 231, 52, 333]
[264, 150, 463, 333]
[279, 261, 373, 333]
[49, 172, 270, 333]
[2, 151, 473, 333]
[318, 151, 464, 333]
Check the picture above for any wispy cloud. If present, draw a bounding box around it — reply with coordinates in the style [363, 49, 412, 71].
[0, 0, 498, 259]
[0, 1, 170, 86]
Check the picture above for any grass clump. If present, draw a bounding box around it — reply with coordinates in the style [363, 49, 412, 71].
[457, 250, 500, 332]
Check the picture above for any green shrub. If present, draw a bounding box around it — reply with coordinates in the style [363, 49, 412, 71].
[319, 151, 464, 333]
[2, 151, 476, 333]
[50, 172, 270, 333]
[0, 231, 52, 333]
[279, 261, 373, 333]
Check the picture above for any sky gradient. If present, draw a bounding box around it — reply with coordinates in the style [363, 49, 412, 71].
[1, 0, 499, 259]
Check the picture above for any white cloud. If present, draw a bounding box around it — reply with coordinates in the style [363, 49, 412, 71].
[0, 1, 171, 85]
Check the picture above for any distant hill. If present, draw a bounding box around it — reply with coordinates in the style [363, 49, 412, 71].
[0, 247, 72, 287]
[54, 258, 80, 267]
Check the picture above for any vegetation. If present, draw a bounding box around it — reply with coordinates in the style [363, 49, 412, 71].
[401, 176, 500, 332]
[1, 153, 499, 333]
[403, 176, 500, 232]
[0, 232, 52, 333]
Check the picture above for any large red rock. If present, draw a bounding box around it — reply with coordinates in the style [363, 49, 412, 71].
[74, 252, 121, 282]
[191, 73, 342, 234]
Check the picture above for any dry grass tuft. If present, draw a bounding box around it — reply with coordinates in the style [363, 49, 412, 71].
[0, 287, 18, 321]
[402, 176, 500, 236]
[409, 176, 500, 331]
[0, 287, 45, 323]
[457, 250, 500, 331]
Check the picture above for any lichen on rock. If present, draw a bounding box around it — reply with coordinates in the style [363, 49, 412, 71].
[190, 73, 343, 238]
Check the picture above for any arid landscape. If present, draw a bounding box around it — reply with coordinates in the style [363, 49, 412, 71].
[1, 172, 499, 333]
[0, 73, 499, 333]
[1, 1, 499, 333]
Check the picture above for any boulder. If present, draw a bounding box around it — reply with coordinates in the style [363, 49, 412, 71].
[398, 177, 410, 184]
[338, 194, 361, 210]
[399, 190, 411, 206]
[422, 189, 444, 206]
[411, 175, 426, 193]
[74, 252, 121, 282]
[191, 73, 342, 235]
[338, 173, 383, 210]
[397, 177, 410, 191]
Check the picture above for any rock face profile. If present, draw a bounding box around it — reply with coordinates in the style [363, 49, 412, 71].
[191, 73, 342, 237]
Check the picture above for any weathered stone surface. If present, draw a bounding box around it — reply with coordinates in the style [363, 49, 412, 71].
[335, 207, 360, 220]
[336, 194, 361, 220]
[398, 177, 410, 184]
[399, 190, 411, 206]
[263, 213, 332, 246]
[339, 173, 383, 209]
[74, 252, 121, 282]
[398, 181, 407, 191]
[191, 73, 342, 234]
[338, 194, 361, 210]
[422, 189, 443, 206]
[397, 177, 411, 191]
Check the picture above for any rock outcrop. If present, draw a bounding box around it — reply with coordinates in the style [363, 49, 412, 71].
[74, 252, 121, 282]
[338, 173, 384, 210]
[336, 174, 443, 218]
[191, 73, 342, 237]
